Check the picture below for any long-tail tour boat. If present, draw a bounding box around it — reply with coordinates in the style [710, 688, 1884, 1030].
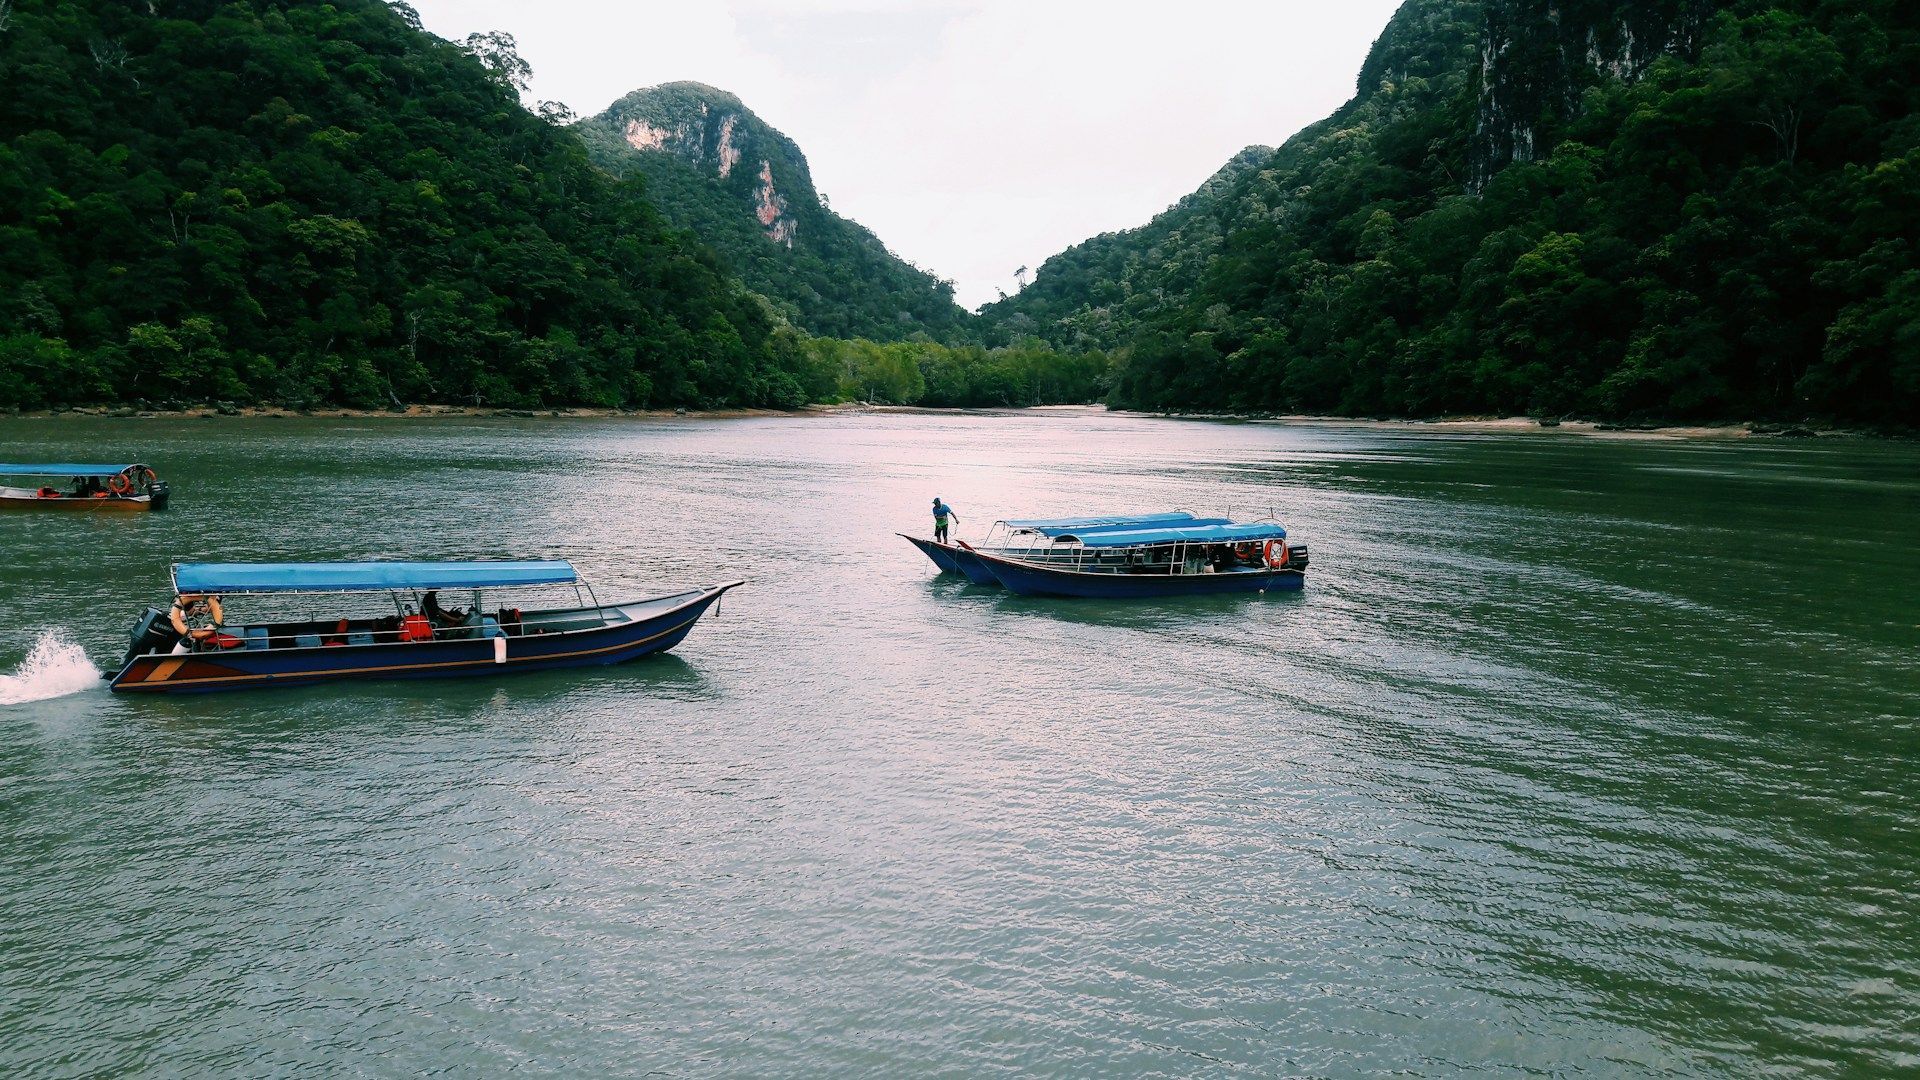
[900, 512, 1216, 585]
[905, 512, 1308, 598]
[0, 463, 169, 511]
[110, 560, 742, 694]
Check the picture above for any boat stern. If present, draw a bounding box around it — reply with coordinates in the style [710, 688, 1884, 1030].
[109, 607, 182, 691]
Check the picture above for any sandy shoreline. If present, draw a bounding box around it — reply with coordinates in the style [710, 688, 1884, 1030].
[1148, 413, 1765, 440]
[4, 402, 1885, 439]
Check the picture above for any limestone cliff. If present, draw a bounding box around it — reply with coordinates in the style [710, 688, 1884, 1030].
[602, 83, 801, 246]
[1471, 0, 1716, 186]
[579, 83, 965, 340]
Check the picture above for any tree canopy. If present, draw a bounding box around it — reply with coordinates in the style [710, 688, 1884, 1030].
[0, 0, 816, 411]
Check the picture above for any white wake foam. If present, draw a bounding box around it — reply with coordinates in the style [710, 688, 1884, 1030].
[0, 630, 103, 705]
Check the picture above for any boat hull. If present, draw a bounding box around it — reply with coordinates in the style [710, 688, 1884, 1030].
[109, 582, 741, 694]
[0, 491, 158, 512]
[900, 533, 964, 575]
[945, 546, 1002, 585]
[968, 549, 1303, 599]
[900, 533, 1006, 585]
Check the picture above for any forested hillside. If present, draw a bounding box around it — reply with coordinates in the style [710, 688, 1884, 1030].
[8, 0, 1912, 423]
[0, 0, 818, 411]
[984, 0, 1920, 425]
[578, 83, 969, 343]
[979, 145, 1274, 350]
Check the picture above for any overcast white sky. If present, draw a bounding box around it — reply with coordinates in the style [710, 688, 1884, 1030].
[404, 0, 1403, 309]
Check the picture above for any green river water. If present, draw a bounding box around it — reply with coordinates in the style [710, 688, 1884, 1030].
[0, 411, 1914, 1076]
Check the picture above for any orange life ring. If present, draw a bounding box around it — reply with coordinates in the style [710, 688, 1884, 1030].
[107, 473, 133, 495]
[1264, 539, 1290, 569]
[1234, 543, 1255, 561]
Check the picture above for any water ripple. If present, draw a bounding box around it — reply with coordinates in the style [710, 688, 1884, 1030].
[0, 414, 1914, 1076]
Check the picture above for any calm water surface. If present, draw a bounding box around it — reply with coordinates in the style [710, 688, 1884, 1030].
[0, 411, 1915, 1076]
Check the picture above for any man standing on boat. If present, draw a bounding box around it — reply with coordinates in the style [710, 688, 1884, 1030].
[933, 497, 958, 544]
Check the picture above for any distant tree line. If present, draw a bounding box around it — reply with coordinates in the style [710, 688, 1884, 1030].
[797, 339, 1111, 408]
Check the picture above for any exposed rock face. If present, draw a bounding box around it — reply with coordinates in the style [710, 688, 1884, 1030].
[752, 160, 793, 246]
[601, 83, 801, 243]
[623, 119, 672, 151]
[1471, 0, 1716, 188]
[575, 81, 967, 341]
[716, 114, 741, 179]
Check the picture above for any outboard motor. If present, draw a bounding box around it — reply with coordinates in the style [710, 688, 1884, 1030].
[124, 607, 179, 664]
[1285, 542, 1310, 571]
[147, 479, 170, 511]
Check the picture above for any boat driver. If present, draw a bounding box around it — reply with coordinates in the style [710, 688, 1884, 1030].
[421, 590, 469, 628]
[169, 593, 228, 653]
[932, 497, 958, 543]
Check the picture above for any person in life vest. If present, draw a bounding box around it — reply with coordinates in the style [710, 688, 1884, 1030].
[932, 497, 958, 543]
[169, 593, 231, 653]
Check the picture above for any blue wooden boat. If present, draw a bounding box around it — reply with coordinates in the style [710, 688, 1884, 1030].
[109, 560, 741, 694]
[957, 521, 1308, 598]
[0, 463, 169, 511]
[901, 513, 1221, 586]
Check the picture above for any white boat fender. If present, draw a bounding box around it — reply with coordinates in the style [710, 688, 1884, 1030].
[493, 636, 507, 664]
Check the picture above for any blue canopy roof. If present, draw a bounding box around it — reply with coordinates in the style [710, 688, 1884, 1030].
[1028, 516, 1232, 538]
[1003, 512, 1198, 531]
[1071, 522, 1288, 548]
[0, 463, 143, 476]
[172, 560, 579, 594]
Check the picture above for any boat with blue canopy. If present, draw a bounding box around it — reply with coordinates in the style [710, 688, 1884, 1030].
[947, 516, 1309, 598]
[109, 559, 741, 693]
[899, 512, 1226, 584]
[0, 463, 168, 511]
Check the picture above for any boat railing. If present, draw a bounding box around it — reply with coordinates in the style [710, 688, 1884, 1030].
[165, 597, 640, 654]
[173, 620, 516, 653]
[1013, 538, 1283, 577]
